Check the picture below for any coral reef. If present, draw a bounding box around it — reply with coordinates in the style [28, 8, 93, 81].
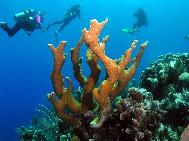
[140, 53, 189, 100]
[106, 87, 162, 141]
[17, 104, 71, 141]
[47, 19, 147, 139]
[140, 53, 189, 129]
[140, 53, 189, 141]
[160, 87, 189, 128]
[18, 17, 189, 140]
[69, 87, 163, 141]
[17, 51, 189, 140]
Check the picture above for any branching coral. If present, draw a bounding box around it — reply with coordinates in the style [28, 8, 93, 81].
[83, 19, 148, 127]
[70, 37, 101, 111]
[47, 18, 148, 131]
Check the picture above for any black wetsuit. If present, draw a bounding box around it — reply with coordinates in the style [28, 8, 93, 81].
[133, 8, 148, 29]
[2, 20, 38, 37]
[46, 5, 81, 32]
[1, 11, 42, 37]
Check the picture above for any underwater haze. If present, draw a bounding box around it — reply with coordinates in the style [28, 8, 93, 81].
[0, 0, 189, 141]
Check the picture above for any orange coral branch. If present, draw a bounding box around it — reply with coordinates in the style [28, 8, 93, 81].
[71, 36, 101, 110]
[48, 35, 102, 127]
[48, 92, 80, 127]
[85, 49, 101, 92]
[48, 41, 67, 97]
[118, 40, 138, 71]
[82, 19, 148, 126]
[70, 37, 87, 87]
[82, 49, 101, 110]
[48, 42, 82, 127]
[83, 19, 119, 85]
[110, 41, 148, 99]
[48, 18, 147, 129]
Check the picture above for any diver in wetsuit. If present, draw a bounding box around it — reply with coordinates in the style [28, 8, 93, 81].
[46, 4, 81, 34]
[122, 8, 148, 34]
[0, 9, 45, 37]
[133, 8, 148, 29]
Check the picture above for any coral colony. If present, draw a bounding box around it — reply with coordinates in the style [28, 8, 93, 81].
[17, 19, 189, 141]
[48, 18, 148, 128]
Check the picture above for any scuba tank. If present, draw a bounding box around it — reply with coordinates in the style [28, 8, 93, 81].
[14, 9, 36, 22]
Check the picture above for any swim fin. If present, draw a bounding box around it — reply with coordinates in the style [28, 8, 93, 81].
[0, 22, 7, 28]
[122, 28, 131, 33]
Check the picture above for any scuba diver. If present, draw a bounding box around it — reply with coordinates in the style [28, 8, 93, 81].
[45, 4, 81, 43]
[133, 8, 148, 29]
[122, 8, 148, 34]
[0, 9, 45, 37]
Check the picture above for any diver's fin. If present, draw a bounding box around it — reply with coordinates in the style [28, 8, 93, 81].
[122, 28, 135, 34]
[0, 22, 7, 28]
[122, 28, 130, 33]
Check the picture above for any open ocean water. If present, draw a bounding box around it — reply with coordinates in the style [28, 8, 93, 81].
[0, 0, 189, 140]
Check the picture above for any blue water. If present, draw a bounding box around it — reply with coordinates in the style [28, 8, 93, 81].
[0, 0, 189, 140]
